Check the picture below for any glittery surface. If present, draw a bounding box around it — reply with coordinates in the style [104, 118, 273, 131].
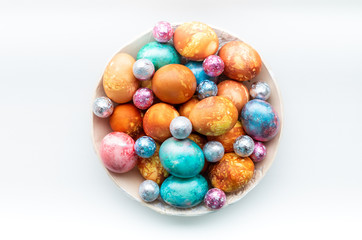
[241, 99, 280, 142]
[139, 180, 160, 202]
[197, 80, 218, 100]
[133, 88, 154, 110]
[159, 137, 204, 178]
[250, 82, 271, 101]
[132, 59, 155, 81]
[93, 96, 113, 118]
[233, 135, 255, 157]
[137, 42, 180, 70]
[250, 141, 267, 163]
[134, 136, 157, 158]
[203, 141, 224, 163]
[170, 116, 192, 140]
[152, 21, 173, 43]
[160, 175, 208, 208]
[204, 188, 226, 210]
[203, 55, 224, 77]
[185, 61, 216, 85]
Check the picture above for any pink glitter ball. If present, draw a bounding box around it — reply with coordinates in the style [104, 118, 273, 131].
[250, 141, 267, 162]
[133, 88, 154, 110]
[203, 55, 225, 77]
[204, 188, 226, 210]
[152, 21, 173, 43]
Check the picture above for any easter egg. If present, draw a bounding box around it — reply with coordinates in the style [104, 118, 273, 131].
[137, 142, 169, 185]
[218, 41, 262, 81]
[109, 103, 142, 138]
[207, 121, 245, 152]
[187, 133, 209, 173]
[143, 103, 179, 142]
[159, 137, 204, 178]
[160, 175, 208, 208]
[103, 53, 140, 103]
[152, 64, 196, 104]
[209, 153, 255, 192]
[137, 42, 180, 70]
[189, 96, 238, 136]
[185, 61, 215, 85]
[100, 132, 138, 173]
[217, 80, 249, 114]
[179, 96, 200, 118]
[174, 21, 219, 61]
[241, 99, 280, 142]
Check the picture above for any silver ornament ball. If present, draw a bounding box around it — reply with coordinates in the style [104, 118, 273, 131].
[170, 116, 192, 139]
[139, 180, 159, 202]
[233, 135, 255, 157]
[203, 141, 225, 163]
[133, 59, 155, 81]
[93, 97, 114, 118]
[250, 82, 271, 101]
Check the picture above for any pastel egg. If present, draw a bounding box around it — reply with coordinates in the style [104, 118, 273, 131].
[179, 96, 200, 118]
[209, 153, 255, 192]
[217, 80, 250, 114]
[137, 42, 180, 70]
[218, 41, 262, 81]
[103, 53, 140, 103]
[109, 103, 142, 139]
[189, 96, 238, 136]
[160, 175, 208, 208]
[185, 61, 216, 85]
[174, 21, 219, 61]
[159, 137, 204, 178]
[152, 64, 196, 104]
[241, 99, 280, 142]
[143, 103, 179, 142]
[207, 121, 245, 152]
[100, 132, 138, 173]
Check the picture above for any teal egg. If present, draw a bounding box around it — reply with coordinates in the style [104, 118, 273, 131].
[160, 175, 208, 208]
[137, 42, 180, 70]
[159, 137, 204, 178]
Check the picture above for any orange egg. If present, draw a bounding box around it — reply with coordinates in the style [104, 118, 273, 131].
[218, 41, 262, 81]
[174, 22, 219, 61]
[187, 133, 209, 173]
[208, 121, 245, 152]
[103, 53, 140, 103]
[143, 103, 179, 142]
[179, 96, 200, 118]
[217, 80, 249, 114]
[189, 96, 238, 136]
[109, 103, 143, 138]
[152, 64, 196, 104]
[141, 80, 152, 89]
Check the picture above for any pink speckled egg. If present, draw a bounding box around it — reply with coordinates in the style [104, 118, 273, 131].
[203, 55, 224, 77]
[153, 21, 173, 43]
[250, 141, 267, 163]
[133, 88, 154, 110]
[100, 132, 138, 173]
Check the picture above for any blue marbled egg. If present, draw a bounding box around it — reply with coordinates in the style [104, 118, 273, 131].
[137, 42, 180, 70]
[185, 61, 216, 85]
[160, 175, 208, 208]
[159, 137, 204, 178]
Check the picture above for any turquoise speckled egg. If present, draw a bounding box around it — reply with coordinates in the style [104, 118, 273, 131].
[137, 42, 180, 70]
[160, 175, 208, 208]
[159, 137, 204, 178]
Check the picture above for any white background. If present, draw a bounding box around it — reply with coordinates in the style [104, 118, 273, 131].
[1, 0, 361, 239]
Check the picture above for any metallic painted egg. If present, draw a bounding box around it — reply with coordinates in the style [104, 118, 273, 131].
[109, 103, 142, 138]
[185, 61, 216, 85]
[134, 136, 157, 158]
[197, 80, 218, 100]
[217, 80, 249, 114]
[203, 141, 224, 163]
[139, 180, 159, 202]
[132, 58, 155, 81]
[137, 42, 180, 70]
[207, 121, 245, 152]
[204, 188, 226, 210]
[133, 87, 154, 110]
[170, 116, 192, 140]
[93, 96, 114, 118]
[233, 135, 255, 157]
[250, 81, 271, 101]
[250, 141, 267, 163]
[203, 55, 224, 77]
[152, 21, 173, 43]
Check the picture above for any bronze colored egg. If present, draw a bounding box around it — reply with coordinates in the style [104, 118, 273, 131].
[109, 103, 142, 138]
[218, 41, 262, 81]
[103, 53, 140, 103]
[143, 103, 179, 142]
[141, 79, 152, 89]
[152, 64, 196, 104]
[208, 121, 245, 152]
[179, 96, 200, 118]
[137, 143, 169, 185]
[174, 21, 219, 61]
[187, 133, 209, 174]
[189, 96, 238, 136]
[217, 80, 250, 114]
[209, 153, 255, 192]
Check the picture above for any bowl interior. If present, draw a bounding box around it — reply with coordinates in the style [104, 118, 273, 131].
[92, 25, 283, 216]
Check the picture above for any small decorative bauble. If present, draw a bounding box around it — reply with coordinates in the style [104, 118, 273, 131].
[204, 188, 226, 210]
[203, 141, 224, 163]
[250, 82, 271, 101]
[139, 180, 159, 202]
[250, 141, 267, 163]
[152, 21, 173, 43]
[133, 88, 154, 110]
[233, 135, 255, 157]
[185, 61, 216, 85]
[197, 80, 218, 100]
[203, 55, 224, 77]
[93, 97, 114, 118]
[134, 136, 157, 158]
[169, 116, 192, 139]
[132, 58, 155, 81]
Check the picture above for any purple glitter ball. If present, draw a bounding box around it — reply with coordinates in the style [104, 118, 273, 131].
[204, 188, 226, 210]
[250, 141, 267, 163]
[133, 88, 154, 110]
[152, 21, 173, 43]
[203, 55, 224, 77]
